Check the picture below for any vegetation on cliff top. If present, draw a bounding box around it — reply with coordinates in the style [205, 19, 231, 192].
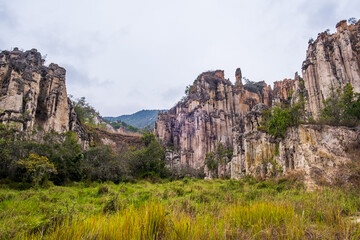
[71, 96, 143, 133]
[260, 83, 360, 138]
[71, 96, 111, 131]
[320, 83, 360, 126]
[243, 77, 265, 94]
[259, 86, 305, 139]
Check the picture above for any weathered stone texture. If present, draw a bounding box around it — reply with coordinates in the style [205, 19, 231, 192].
[157, 20, 360, 184]
[156, 70, 273, 177]
[302, 20, 360, 118]
[0, 48, 88, 144]
[232, 102, 360, 186]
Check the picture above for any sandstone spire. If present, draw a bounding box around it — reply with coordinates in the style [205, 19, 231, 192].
[302, 19, 360, 118]
[235, 68, 242, 86]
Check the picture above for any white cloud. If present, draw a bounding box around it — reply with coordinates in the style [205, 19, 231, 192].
[0, 0, 359, 115]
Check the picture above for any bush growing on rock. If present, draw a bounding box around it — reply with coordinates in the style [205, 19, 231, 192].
[243, 78, 265, 94]
[261, 99, 305, 138]
[321, 83, 360, 126]
[205, 143, 233, 177]
[266, 106, 293, 138]
[205, 152, 218, 172]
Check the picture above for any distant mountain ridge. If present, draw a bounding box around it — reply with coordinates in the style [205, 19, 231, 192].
[105, 110, 167, 128]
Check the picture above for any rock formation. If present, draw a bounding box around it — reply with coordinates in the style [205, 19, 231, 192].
[302, 20, 360, 118]
[0, 48, 145, 152]
[156, 70, 273, 177]
[0, 49, 83, 134]
[232, 104, 360, 186]
[156, 20, 360, 185]
[93, 127, 142, 153]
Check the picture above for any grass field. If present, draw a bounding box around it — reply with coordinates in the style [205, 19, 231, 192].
[1, 177, 360, 239]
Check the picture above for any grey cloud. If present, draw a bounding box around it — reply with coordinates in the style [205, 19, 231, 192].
[161, 86, 184, 102]
[0, 0, 358, 116]
[0, 2, 17, 26]
[63, 64, 92, 86]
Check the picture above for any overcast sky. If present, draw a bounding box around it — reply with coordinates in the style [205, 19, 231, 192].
[0, 0, 358, 116]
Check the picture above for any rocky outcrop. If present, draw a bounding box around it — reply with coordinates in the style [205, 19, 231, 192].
[302, 20, 360, 118]
[156, 20, 360, 184]
[156, 70, 273, 177]
[156, 70, 304, 178]
[236, 20, 360, 184]
[232, 103, 360, 186]
[92, 127, 142, 153]
[0, 48, 89, 144]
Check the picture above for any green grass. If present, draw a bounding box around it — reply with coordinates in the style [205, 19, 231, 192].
[1, 178, 360, 239]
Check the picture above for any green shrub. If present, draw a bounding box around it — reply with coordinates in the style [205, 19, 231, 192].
[48, 131, 84, 184]
[71, 96, 97, 125]
[128, 133, 166, 178]
[243, 79, 265, 94]
[81, 145, 129, 183]
[267, 107, 293, 138]
[141, 132, 156, 147]
[205, 143, 233, 175]
[321, 84, 360, 126]
[260, 98, 305, 138]
[17, 153, 57, 186]
[205, 152, 218, 172]
[0, 125, 86, 184]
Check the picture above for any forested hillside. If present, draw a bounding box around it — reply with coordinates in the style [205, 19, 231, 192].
[105, 110, 166, 128]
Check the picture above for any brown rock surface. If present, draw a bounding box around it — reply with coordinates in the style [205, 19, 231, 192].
[302, 20, 360, 118]
[92, 127, 142, 153]
[156, 69, 274, 177]
[0, 48, 142, 151]
[235, 113, 360, 187]
[157, 20, 360, 183]
[0, 48, 89, 144]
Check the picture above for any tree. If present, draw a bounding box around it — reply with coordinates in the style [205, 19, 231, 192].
[204, 143, 233, 177]
[50, 131, 83, 183]
[71, 96, 97, 125]
[17, 154, 57, 186]
[243, 78, 265, 94]
[81, 145, 129, 182]
[321, 84, 360, 126]
[205, 152, 218, 172]
[128, 133, 166, 178]
[0, 138, 12, 178]
[260, 94, 305, 139]
[321, 87, 342, 124]
[0, 123, 18, 179]
[267, 107, 293, 138]
[141, 132, 156, 147]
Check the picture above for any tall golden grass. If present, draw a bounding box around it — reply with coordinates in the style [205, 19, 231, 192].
[2, 179, 360, 239]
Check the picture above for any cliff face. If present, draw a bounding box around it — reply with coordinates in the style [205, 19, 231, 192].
[156, 70, 274, 176]
[233, 104, 360, 187]
[156, 20, 360, 183]
[302, 20, 360, 118]
[0, 48, 88, 144]
[0, 48, 144, 152]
